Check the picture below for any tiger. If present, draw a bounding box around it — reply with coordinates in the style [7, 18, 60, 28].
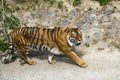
[1, 26, 87, 68]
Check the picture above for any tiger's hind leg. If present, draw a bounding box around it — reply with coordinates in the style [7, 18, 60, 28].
[48, 54, 56, 64]
[15, 35, 36, 65]
[19, 50, 36, 65]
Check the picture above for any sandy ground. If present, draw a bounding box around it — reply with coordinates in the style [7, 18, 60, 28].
[0, 45, 120, 80]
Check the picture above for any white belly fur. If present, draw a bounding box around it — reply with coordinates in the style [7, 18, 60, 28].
[50, 48, 63, 55]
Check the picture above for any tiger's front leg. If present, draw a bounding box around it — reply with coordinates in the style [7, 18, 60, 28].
[63, 50, 88, 68]
[48, 54, 56, 64]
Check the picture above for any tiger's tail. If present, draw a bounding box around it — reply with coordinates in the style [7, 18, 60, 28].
[1, 33, 17, 64]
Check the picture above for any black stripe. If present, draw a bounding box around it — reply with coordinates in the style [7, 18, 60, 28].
[47, 29, 50, 39]
[43, 28, 46, 34]
[39, 45, 42, 52]
[28, 27, 32, 39]
[36, 28, 40, 45]
[22, 28, 26, 35]
[50, 28, 55, 38]
[24, 27, 29, 38]
[31, 27, 37, 43]
[58, 27, 60, 31]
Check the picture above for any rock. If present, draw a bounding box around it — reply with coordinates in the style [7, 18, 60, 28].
[105, 7, 115, 15]
[96, 10, 104, 15]
[69, 9, 77, 17]
[61, 19, 70, 26]
[23, 12, 34, 23]
[31, 12, 36, 19]
[114, 20, 120, 28]
[39, 10, 45, 18]
[85, 35, 92, 44]
[99, 15, 110, 22]
[87, 10, 93, 15]
[94, 32, 103, 40]
[75, 20, 83, 27]
[98, 15, 104, 22]
[46, 11, 54, 17]
[87, 16, 95, 24]
[93, 21, 99, 28]
[107, 30, 116, 38]
[105, 22, 111, 29]
[80, 23, 90, 32]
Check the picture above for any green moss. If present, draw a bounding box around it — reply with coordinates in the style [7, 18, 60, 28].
[58, 0, 63, 9]
[97, 48, 104, 51]
[73, 0, 81, 6]
[92, 39, 98, 45]
[44, 0, 56, 6]
[88, 6, 93, 10]
[95, 0, 108, 6]
[99, 0, 108, 6]
[0, 40, 8, 52]
[84, 43, 90, 47]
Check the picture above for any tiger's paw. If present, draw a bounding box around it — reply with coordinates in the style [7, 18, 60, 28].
[80, 62, 88, 68]
[48, 59, 56, 64]
[26, 58, 36, 65]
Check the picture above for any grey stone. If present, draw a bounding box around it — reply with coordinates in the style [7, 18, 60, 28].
[99, 15, 104, 22]
[96, 10, 104, 15]
[105, 22, 111, 29]
[61, 19, 70, 26]
[24, 16, 32, 23]
[31, 13, 36, 19]
[105, 7, 115, 15]
[93, 22, 99, 28]
[94, 33, 103, 40]
[69, 9, 77, 17]
[39, 10, 45, 18]
[99, 15, 109, 22]
[47, 11, 53, 17]
[114, 21, 120, 28]
[87, 10, 93, 15]
[80, 23, 90, 32]
[108, 30, 116, 38]
[85, 36, 92, 43]
[75, 20, 83, 27]
[87, 16, 95, 24]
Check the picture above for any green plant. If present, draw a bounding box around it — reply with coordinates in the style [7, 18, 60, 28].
[100, 0, 108, 6]
[4, 14, 20, 29]
[84, 43, 90, 47]
[95, 0, 108, 6]
[31, 4, 35, 10]
[0, 40, 8, 52]
[44, 0, 56, 6]
[97, 47, 104, 51]
[88, 6, 92, 10]
[92, 39, 98, 44]
[57, 0, 63, 9]
[0, 0, 20, 41]
[73, 0, 81, 6]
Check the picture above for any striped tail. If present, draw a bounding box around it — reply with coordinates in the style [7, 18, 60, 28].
[1, 42, 17, 64]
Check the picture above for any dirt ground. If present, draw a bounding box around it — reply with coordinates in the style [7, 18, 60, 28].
[0, 45, 120, 80]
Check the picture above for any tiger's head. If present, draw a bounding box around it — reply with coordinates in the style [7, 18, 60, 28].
[64, 27, 83, 47]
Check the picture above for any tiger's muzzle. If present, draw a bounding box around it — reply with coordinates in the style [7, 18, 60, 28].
[75, 40, 82, 46]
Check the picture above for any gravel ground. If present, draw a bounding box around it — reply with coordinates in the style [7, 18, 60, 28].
[0, 46, 120, 80]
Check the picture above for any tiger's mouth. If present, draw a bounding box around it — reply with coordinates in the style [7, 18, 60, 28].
[75, 40, 82, 46]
